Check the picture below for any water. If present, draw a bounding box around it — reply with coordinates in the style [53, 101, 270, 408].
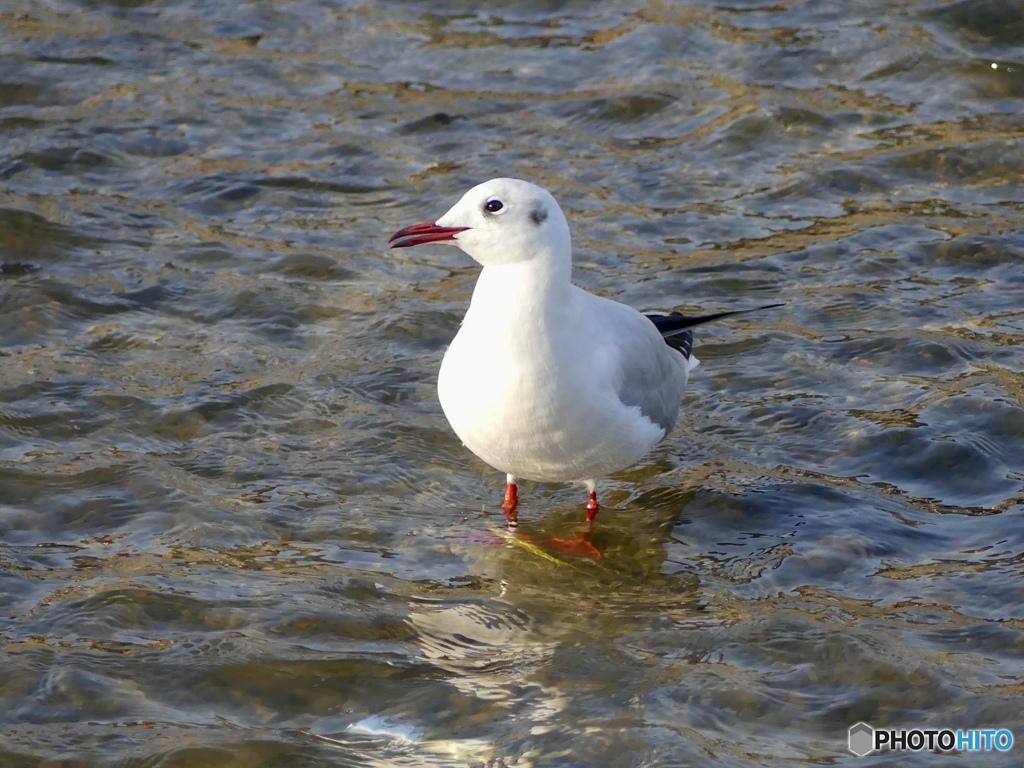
[1, 0, 1023, 765]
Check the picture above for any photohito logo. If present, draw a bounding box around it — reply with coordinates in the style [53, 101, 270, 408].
[848, 722, 1014, 756]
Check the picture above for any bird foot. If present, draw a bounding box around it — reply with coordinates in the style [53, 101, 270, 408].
[484, 528, 603, 560]
[536, 534, 603, 560]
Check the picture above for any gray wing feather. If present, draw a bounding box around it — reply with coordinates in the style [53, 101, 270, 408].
[611, 304, 780, 433]
[613, 325, 687, 434]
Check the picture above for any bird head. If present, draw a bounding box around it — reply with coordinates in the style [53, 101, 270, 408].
[389, 178, 571, 268]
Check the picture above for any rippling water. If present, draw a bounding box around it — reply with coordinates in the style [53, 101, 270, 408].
[2, 0, 1023, 765]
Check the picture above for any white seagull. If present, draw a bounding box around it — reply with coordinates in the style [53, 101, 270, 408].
[390, 178, 778, 527]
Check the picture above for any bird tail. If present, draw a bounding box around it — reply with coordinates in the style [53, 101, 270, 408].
[647, 303, 784, 339]
[646, 303, 782, 363]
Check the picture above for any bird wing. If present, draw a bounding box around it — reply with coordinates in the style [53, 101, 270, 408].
[646, 303, 784, 358]
[589, 298, 690, 435]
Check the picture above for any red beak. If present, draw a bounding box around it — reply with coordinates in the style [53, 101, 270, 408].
[388, 220, 469, 249]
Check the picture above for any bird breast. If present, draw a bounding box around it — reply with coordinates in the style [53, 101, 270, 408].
[436, 302, 665, 482]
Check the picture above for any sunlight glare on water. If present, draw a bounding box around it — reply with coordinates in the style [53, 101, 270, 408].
[1, 0, 1023, 765]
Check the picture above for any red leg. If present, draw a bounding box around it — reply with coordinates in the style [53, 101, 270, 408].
[585, 491, 599, 522]
[502, 480, 518, 526]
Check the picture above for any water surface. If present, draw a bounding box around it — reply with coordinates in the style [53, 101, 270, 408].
[1, 0, 1023, 765]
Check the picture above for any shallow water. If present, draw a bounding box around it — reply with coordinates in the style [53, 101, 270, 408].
[1, 0, 1023, 765]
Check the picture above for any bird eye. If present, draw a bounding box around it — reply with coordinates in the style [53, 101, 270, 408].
[484, 199, 503, 213]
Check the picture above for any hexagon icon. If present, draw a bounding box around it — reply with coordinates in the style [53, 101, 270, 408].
[848, 722, 875, 756]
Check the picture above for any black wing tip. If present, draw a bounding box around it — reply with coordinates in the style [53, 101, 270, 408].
[663, 329, 693, 359]
[660, 302, 786, 320]
[647, 302, 785, 337]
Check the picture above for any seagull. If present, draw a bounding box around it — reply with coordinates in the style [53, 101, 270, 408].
[389, 178, 779, 528]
